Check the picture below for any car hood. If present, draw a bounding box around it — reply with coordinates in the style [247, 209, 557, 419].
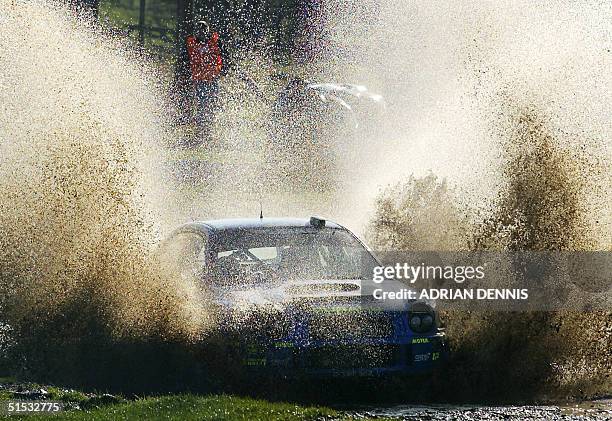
[215, 279, 414, 311]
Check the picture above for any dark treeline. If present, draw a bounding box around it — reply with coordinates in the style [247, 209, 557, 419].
[91, 0, 322, 87]
[94, 0, 321, 59]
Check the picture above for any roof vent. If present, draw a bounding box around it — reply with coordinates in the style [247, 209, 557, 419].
[309, 216, 326, 228]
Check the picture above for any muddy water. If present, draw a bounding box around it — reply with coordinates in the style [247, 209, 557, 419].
[0, 0, 211, 353]
[354, 399, 612, 420]
[0, 0, 609, 406]
[319, 0, 611, 404]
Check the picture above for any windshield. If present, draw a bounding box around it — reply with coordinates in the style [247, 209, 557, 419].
[211, 228, 377, 284]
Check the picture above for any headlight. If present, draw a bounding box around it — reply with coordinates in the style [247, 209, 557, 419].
[409, 315, 422, 330]
[421, 314, 433, 330]
[408, 302, 436, 333]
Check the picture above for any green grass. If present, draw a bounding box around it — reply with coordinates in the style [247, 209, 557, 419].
[0, 378, 387, 420]
[1, 394, 372, 421]
[45, 387, 90, 405]
[0, 383, 89, 405]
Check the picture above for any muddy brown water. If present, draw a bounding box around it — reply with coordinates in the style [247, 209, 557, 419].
[0, 0, 609, 409]
[350, 399, 612, 420]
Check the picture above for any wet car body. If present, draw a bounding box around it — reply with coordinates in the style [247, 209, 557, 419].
[161, 217, 447, 378]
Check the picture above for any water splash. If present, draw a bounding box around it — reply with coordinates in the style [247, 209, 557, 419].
[0, 0, 211, 367]
[341, 0, 611, 400]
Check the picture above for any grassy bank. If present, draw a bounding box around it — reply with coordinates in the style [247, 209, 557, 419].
[0, 387, 379, 421]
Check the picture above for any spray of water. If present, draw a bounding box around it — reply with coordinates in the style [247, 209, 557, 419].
[172, 54, 348, 222]
[309, 1, 609, 231]
[0, 0, 212, 382]
[0, 0, 609, 399]
[167, 1, 611, 398]
[317, 0, 612, 400]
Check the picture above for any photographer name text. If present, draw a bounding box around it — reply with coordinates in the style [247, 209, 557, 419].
[373, 288, 529, 300]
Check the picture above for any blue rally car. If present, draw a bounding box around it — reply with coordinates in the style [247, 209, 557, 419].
[159, 217, 447, 378]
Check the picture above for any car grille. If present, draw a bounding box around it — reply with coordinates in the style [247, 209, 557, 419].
[304, 344, 399, 369]
[308, 310, 396, 341]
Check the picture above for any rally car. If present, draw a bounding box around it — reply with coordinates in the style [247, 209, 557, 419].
[158, 216, 447, 378]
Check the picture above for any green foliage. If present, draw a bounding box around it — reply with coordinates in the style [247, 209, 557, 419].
[46, 387, 90, 405]
[99, 0, 303, 62]
[1, 394, 359, 421]
[100, 0, 177, 59]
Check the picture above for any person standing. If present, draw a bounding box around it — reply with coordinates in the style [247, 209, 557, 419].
[186, 21, 223, 126]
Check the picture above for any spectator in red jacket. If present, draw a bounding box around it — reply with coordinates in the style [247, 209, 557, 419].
[186, 21, 223, 125]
